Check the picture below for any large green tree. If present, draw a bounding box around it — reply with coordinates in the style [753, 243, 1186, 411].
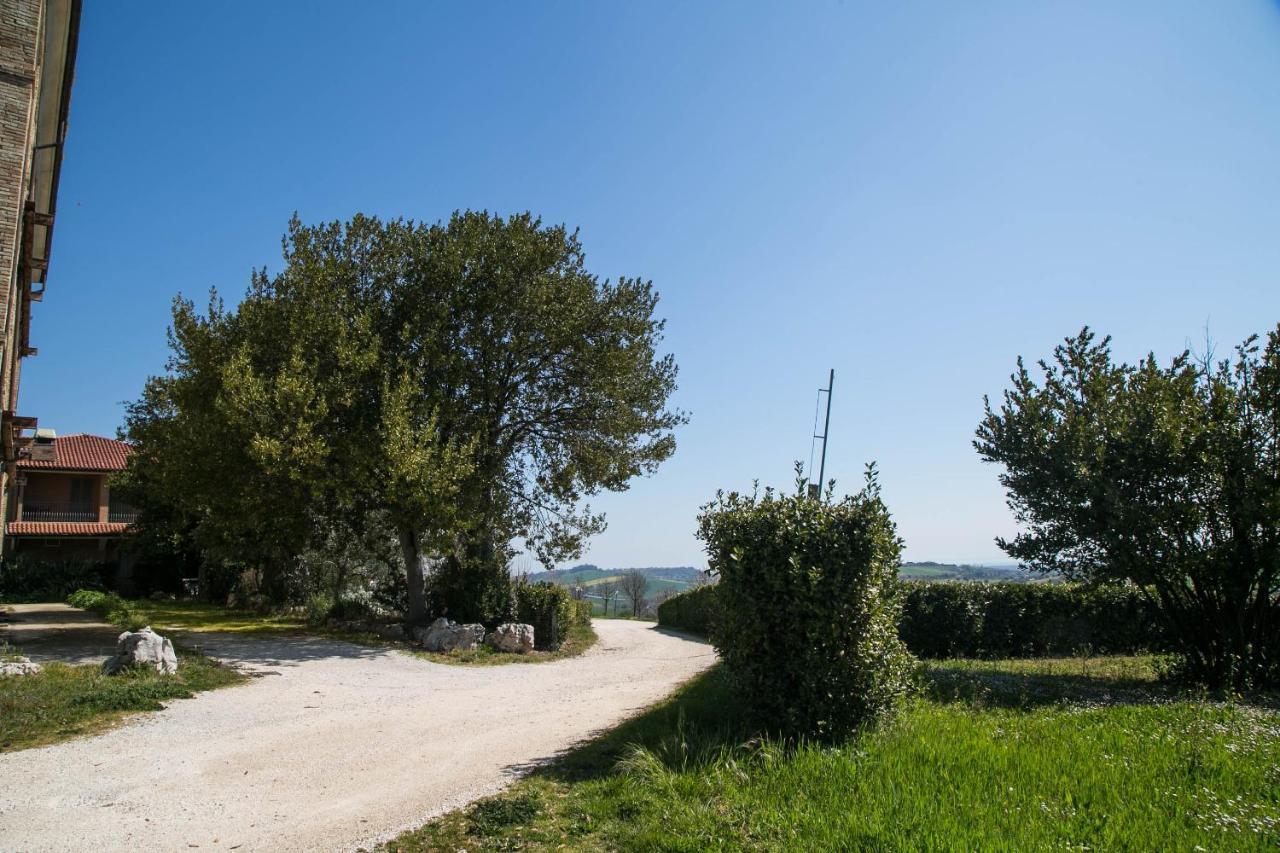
[121, 211, 684, 622]
[975, 327, 1280, 689]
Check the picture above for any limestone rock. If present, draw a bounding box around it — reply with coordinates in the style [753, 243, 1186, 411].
[414, 617, 485, 652]
[0, 656, 42, 676]
[101, 627, 178, 675]
[486, 623, 535, 654]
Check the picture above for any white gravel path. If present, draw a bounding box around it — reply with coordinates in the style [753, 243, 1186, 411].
[0, 620, 714, 852]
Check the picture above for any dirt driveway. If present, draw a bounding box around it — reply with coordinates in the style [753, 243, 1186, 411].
[0, 619, 714, 852]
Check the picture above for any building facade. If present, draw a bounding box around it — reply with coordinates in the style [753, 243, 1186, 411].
[6, 433, 135, 562]
[0, 0, 82, 550]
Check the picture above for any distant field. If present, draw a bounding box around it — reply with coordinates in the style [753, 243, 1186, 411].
[898, 562, 1031, 582]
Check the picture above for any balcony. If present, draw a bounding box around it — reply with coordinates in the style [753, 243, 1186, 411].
[108, 504, 140, 523]
[20, 500, 97, 522]
[14, 501, 139, 524]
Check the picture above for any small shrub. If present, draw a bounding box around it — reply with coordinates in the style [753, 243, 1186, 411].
[304, 592, 336, 625]
[66, 589, 150, 630]
[513, 581, 576, 650]
[657, 585, 719, 635]
[67, 589, 118, 613]
[697, 467, 914, 740]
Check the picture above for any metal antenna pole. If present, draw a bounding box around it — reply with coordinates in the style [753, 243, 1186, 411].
[816, 369, 834, 491]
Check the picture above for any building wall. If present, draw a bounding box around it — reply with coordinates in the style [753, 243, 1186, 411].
[9, 536, 119, 563]
[20, 470, 100, 506]
[0, 0, 45, 550]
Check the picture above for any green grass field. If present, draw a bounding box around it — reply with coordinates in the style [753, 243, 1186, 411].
[0, 648, 245, 752]
[384, 656, 1280, 851]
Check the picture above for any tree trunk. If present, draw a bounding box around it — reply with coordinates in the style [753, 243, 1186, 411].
[400, 527, 428, 624]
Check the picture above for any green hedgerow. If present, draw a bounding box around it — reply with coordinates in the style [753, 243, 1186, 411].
[697, 464, 914, 740]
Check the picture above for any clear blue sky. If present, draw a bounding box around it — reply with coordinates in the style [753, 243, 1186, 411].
[26, 2, 1280, 569]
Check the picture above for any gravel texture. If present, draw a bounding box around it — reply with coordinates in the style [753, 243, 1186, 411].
[0, 619, 715, 852]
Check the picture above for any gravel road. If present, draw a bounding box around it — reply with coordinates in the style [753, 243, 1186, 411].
[0, 619, 714, 852]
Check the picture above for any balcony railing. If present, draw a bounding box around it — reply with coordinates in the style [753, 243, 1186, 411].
[108, 505, 140, 523]
[20, 501, 97, 522]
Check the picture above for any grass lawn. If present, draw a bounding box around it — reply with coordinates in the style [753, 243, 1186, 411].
[384, 656, 1280, 851]
[131, 599, 310, 634]
[0, 647, 245, 752]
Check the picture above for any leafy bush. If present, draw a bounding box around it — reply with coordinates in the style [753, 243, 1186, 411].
[66, 589, 149, 630]
[67, 589, 118, 612]
[898, 581, 1171, 659]
[513, 580, 576, 650]
[304, 590, 386, 626]
[571, 598, 592, 626]
[428, 555, 515, 626]
[697, 469, 914, 740]
[657, 585, 719, 635]
[975, 326, 1280, 689]
[0, 557, 108, 601]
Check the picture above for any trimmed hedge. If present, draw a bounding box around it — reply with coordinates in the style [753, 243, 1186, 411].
[898, 581, 1170, 659]
[697, 481, 914, 740]
[657, 584, 718, 635]
[660, 580, 1172, 659]
[513, 580, 578, 650]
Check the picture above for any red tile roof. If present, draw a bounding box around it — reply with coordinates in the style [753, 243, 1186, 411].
[16, 434, 131, 472]
[7, 521, 131, 536]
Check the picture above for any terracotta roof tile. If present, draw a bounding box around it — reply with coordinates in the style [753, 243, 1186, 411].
[7, 521, 131, 536]
[17, 434, 131, 472]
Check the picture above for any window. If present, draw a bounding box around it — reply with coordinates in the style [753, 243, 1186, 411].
[70, 477, 93, 509]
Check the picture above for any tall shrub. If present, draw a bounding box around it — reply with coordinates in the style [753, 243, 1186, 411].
[513, 580, 576, 650]
[976, 327, 1280, 689]
[697, 467, 913, 740]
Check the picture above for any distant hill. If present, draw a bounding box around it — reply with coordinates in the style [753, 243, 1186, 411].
[898, 562, 1033, 582]
[529, 562, 1033, 591]
[529, 565, 704, 598]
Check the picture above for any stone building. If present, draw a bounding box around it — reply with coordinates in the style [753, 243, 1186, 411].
[0, 0, 82, 550]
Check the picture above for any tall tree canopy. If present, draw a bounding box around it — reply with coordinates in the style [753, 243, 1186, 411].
[120, 212, 685, 621]
[975, 326, 1280, 689]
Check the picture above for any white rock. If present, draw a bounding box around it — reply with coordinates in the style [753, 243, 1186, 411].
[415, 617, 485, 652]
[486, 623, 535, 654]
[0, 656, 42, 676]
[101, 627, 178, 675]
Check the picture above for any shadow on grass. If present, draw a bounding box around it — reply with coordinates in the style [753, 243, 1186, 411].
[519, 655, 1252, 787]
[531, 666, 747, 784]
[921, 666, 1174, 710]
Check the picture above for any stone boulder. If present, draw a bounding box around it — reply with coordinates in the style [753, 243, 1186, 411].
[101, 627, 178, 675]
[486, 623, 535, 654]
[413, 617, 486, 653]
[0, 656, 42, 677]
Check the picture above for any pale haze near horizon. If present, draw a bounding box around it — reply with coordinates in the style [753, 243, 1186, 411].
[22, 2, 1280, 570]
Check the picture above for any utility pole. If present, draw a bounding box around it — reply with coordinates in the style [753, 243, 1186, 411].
[809, 369, 834, 499]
